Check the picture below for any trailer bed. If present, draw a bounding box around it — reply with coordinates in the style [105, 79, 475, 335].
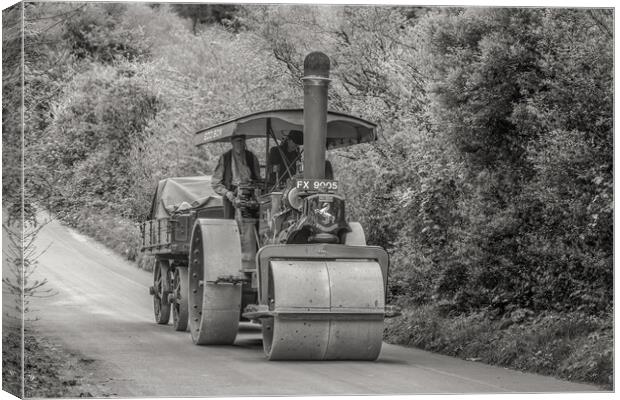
[140, 176, 223, 256]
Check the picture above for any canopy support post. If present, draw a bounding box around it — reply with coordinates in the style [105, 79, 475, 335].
[265, 118, 271, 192]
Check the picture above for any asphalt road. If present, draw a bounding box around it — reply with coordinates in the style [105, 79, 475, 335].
[27, 218, 604, 397]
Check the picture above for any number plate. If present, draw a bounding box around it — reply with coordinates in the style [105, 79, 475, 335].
[295, 179, 339, 193]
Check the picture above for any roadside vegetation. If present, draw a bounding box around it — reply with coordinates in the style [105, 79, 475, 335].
[2, 219, 91, 397]
[3, 322, 112, 398]
[3, 5, 107, 396]
[3, 3, 612, 390]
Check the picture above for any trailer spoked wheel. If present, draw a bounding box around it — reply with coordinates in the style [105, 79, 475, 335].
[189, 222, 241, 345]
[153, 259, 171, 324]
[172, 267, 189, 332]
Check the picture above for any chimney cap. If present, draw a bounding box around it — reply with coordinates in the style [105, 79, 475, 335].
[304, 52, 330, 78]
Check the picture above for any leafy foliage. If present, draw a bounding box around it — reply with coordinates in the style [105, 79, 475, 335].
[368, 8, 612, 315]
[62, 3, 150, 63]
[36, 62, 160, 218]
[3, 3, 25, 222]
[171, 4, 240, 34]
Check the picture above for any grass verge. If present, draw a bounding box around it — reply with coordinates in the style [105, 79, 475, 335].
[385, 304, 613, 390]
[58, 206, 153, 270]
[3, 324, 114, 397]
[2, 324, 22, 397]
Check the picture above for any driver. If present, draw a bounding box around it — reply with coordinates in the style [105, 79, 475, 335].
[211, 134, 260, 219]
[268, 130, 303, 187]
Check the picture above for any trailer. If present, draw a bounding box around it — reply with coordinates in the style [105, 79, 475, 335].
[141, 176, 224, 331]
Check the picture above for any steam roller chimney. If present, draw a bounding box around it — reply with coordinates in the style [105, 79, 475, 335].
[302, 51, 330, 180]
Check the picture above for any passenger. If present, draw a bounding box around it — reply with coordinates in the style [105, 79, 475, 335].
[268, 130, 303, 187]
[211, 134, 260, 219]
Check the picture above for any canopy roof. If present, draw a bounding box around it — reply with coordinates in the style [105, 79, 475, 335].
[149, 175, 222, 219]
[194, 109, 377, 150]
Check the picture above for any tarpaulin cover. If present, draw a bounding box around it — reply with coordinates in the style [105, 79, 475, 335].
[149, 175, 222, 219]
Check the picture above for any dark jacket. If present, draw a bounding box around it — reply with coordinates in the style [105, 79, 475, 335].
[212, 149, 260, 219]
[222, 149, 259, 189]
[268, 144, 300, 185]
[212, 149, 260, 196]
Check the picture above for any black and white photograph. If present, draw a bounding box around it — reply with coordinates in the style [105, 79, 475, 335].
[1, 1, 614, 398]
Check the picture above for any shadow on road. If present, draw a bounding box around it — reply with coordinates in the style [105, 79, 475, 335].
[234, 338, 263, 348]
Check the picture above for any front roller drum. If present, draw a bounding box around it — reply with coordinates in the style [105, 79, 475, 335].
[188, 221, 242, 345]
[262, 260, 385, 360]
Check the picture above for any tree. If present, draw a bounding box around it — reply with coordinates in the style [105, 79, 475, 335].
[2, 222, 56, 322]
[62, 3, 150, 63]
[3, 3, 25, 222]
[172, 4, 239, 35]
[410, 8, 613, 313]
[36, 62, 160, 219]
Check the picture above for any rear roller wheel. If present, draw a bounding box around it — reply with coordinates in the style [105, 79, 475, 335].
[189, 223, 241, 345]
[152, 259, 171, 325]
[172, 267, 189, 331]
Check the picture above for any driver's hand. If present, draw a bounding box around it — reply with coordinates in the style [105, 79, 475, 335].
[225, 191, 235, 202]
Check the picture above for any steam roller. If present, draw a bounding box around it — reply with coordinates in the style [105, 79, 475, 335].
[143, 51, 399, 360]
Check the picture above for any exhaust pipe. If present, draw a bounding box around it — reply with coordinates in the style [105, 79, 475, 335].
[302, 52, 330, 180]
